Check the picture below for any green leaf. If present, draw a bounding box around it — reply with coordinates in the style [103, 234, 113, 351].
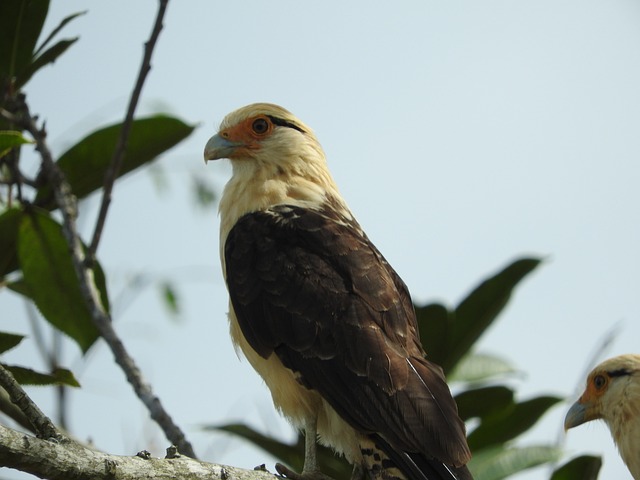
[468, 445, 562, 480]
[3, 364, 80, 387]
[416, 303, 450, 366]
[0, 332, 25, 354]
[160, 281, 179, 316]
[550, 455, 602, 480]
[449, 352, 519, 383]
[19, 37, 78, 88]
[418, 258, 542, 374]
[34, 11, 85, 57]
[209, 424, 351, 479]
[35, 115, 196, 209]
[449, 258, 542, 371]
[455, 386, 514, 422]
[467, 396, 562, 450]
[0, 208, 21, 277]
[0, 130, 33, 158]
[0, 0, 50, 83]
[16, 208, 107, 353]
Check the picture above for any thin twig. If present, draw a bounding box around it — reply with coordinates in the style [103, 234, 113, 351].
[88, 0, 169, 260]
[0, 364, 61, 440]
[10, 103, 196, 458]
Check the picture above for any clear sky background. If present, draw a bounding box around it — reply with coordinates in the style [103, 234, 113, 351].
[3, 1, 640, 479]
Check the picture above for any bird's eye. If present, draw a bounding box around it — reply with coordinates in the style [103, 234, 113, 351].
[593, 374, 607, 390]
[252, 118, 269, 135]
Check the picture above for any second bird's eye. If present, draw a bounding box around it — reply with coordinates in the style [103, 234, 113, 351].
[252, 118, 269, 134]
[594, 374, 607, 390]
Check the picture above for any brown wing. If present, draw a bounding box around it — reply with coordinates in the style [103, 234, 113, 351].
[224, 204, 470, 468]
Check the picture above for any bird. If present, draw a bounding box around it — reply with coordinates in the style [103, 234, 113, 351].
[564, 354, 640, 479]
[204, 103, 472, 480]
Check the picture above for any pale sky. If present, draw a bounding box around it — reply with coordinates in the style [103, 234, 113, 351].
[3, 1, 640, 479]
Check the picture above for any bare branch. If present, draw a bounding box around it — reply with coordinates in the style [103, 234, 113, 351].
[0, 364, 61, 441]
[88, 0, 170, 259]
[11, 101, 196, 458]
[0, 423, 277, 480]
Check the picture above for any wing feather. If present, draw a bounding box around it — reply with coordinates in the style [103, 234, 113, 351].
[224, 204, 470, 468]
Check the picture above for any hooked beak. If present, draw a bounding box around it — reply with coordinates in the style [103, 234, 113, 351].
[204, 133, 242, 163]
[564, 400, 589, 430]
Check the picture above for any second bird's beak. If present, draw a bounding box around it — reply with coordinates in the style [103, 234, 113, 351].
[564, 400, 588, 430]
[204, 133, 241, 163]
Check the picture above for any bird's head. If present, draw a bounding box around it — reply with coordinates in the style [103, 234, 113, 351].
[204, 103, 326, 178]
[565, 354, 640, 432]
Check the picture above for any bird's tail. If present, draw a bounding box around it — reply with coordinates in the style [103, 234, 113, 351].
[363, 435, 474, 480]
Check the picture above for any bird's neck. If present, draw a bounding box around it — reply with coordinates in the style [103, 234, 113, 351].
[606, 379, 640, 479]
[217, 157, 351, 266]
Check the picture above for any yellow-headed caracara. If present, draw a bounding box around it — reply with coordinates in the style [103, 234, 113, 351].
[204, 103, 472, 480]
[565, 354, 640, 479]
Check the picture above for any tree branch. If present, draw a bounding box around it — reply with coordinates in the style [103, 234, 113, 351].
[4, 101, 196, 458]
[0, 364, 60, 440]
[88, 0, 170, 259]
[0, 423, 277, 480]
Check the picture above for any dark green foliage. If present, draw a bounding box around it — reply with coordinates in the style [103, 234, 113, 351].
[11, 208, 106, 353]
[550, 455, 602, 480]
[467, 396, 562, 450]
[35, 115, 196, 209]
[3, 364, 80, 388]
[416, 258, 542, 374]
[0, 331, 25, 354]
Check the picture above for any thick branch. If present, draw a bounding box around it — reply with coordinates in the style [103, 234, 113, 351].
[88, 0, 169, 259]
[0, 365, 59, 440]
[0, 423, 277, 480]
[4, 102, 196, 458]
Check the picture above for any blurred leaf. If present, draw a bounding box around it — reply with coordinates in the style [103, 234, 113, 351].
[416, 303, 450, 366]
[35, 115, 196, 209]
[455, 386, 514, 422]
[19, 38, 78, 88]
[34, 11, 84, 57]
[550, 455, 602, 480]
[449, 352, 519, 383]
[0, 208, 21, 276]
[0, 332, 25, 354]
[0, 130, 33, 157]
[468, 396, 562, 450]
[0, 0, 49, 84]
[15, 208, 107, 353]
[209, 423, 351, 479]
[192, 175, 217, 208]
[449, 258, 542, 372]
[160, 281, 179, 316]
[469, 445, 562, 480]
[3, 364, 80, 387]
[418, 257, 541, 374]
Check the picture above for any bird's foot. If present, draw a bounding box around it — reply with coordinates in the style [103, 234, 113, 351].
[275, 463, 336, 480]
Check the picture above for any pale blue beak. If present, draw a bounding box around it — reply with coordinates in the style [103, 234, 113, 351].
[204, 133, 242, 162]
[564, 400, 587, 430]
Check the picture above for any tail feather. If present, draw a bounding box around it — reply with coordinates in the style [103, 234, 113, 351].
[365, 434, 473, 480]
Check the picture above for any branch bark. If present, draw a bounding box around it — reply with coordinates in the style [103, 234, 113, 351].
[0, 423, 277, 480]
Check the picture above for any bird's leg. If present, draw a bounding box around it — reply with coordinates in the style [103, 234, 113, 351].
[275, 417, 335, 480]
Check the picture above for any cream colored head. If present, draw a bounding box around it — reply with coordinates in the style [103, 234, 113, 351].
[565, 354, 640, 479]
[205, 103, 351, 266]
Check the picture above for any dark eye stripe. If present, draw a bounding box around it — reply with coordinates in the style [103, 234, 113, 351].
[267, 115, 305, 133]
[608, 368, 631, 378]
